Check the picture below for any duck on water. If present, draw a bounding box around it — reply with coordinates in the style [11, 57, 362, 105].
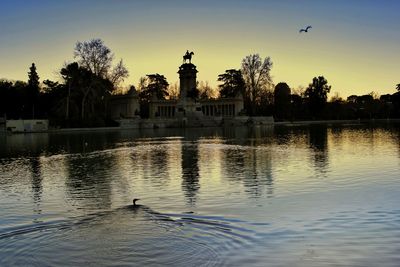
[132, 198, 140, 207]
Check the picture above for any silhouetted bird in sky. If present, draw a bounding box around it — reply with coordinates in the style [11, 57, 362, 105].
[299, 26, 312, 33]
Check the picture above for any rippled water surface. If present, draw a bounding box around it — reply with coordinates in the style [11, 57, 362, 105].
[1, 124, 399, 266]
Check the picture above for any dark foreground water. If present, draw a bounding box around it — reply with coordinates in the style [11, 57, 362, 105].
[0, 123, 399, 266]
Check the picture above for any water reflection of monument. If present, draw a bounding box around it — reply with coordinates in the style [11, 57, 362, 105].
[181, 141, 200, 206]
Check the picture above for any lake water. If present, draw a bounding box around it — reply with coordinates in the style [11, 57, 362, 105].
[0, 123, 399, 266]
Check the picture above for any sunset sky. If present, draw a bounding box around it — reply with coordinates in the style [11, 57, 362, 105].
[1, 0, 399, 97]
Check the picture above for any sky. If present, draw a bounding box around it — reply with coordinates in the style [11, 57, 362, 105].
[0, 0, 399, 97]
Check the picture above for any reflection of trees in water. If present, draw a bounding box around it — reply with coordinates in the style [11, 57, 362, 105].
[273, 126, 295, 146]
[246, 126, 274, 146]
[0, 134, 6, 157]
[308, 125, 329, 174]
[132, 142, 171, 188]
[149, 146, 169, 186]
[397, 126, 400, 160]
[181, 142, 200, 206]
[29, 157, 43, 213]
[1, 133, 49, 158]
[65, 153, 116, 210]
[223, 134, 274, 198]
[330, 126, 344, 144]
[244, 147, 273, 198]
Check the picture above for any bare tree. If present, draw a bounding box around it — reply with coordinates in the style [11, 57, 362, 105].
[167, 82, 180, 100]
[198, 81, 218, 99]
[137, 76, 148, 92]
[292, 85, 306, 98]
[241, 54, 273, 114]
[74, 39, 129, 87]
[110, 59, 129, 86]
[74, 39, 112, 77]
[330, 92, 343, 102]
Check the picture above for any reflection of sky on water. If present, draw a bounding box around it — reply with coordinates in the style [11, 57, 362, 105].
[1, 124, 399, 207]
[0, 124, 400, 266]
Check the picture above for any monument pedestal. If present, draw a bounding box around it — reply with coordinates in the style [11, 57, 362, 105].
[176, 63, 203, 125]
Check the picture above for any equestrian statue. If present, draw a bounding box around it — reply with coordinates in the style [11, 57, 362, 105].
[183, 50, 194, 64]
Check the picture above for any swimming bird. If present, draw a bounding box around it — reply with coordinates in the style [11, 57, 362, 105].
[132, 198, 140, 207]
[299, 25, 312, 33]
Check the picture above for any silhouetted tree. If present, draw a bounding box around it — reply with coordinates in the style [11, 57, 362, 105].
[110, 59, 129, 86]
[347, 95, 358, 103]
[74, 38, 128, 87]
[380, 94, 393, 118]
[355, 93, 381, 119]
[217, 69, 245, 98]
[41, 79, 65, 119]
[392, 90, 400, 117]
[80, 70, 113, 121]
[396, 83, 400, 92]
[326, 92, 348, 120]
[257, 88, 274, 115]
[27, 63, 40, 118]
[274, 82, 291, 121]
[138, 74, 169, 118]
[305, 76, 331, 118]
[0, 80, 30, 119]
[0, 80, 15, 118]
[139, 74, 169, 100]
[241, 54, 273, 115]
[61, 62, 80, 120]
[60, 62, 113, 123]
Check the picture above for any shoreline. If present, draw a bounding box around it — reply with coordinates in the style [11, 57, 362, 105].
[274, 118, 400, 126]
[1, 118, 399, 134]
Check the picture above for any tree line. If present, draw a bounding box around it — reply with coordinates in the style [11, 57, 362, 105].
[1, 38, 399, 127]
[1, 39, 128, 127]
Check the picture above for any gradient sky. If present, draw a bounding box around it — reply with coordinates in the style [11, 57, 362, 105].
[1, 0, 399, 97]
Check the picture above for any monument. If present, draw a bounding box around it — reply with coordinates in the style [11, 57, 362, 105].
[176, 51, 203, 123]
[109, 50, 274, 129]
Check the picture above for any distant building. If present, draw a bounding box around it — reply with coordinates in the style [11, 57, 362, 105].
[6, 119, 49, 133]
[109, 87, 140, 120]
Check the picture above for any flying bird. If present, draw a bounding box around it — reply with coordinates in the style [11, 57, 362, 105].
[299, 26, 312, 33]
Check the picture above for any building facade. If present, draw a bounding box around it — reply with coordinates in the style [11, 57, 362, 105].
[109, 87, 140, 120]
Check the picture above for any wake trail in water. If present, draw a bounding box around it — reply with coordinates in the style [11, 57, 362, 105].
[0, 205, 263, 266]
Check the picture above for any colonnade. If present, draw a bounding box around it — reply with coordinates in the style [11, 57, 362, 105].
[156, 106, 176, 117]
[202, 103, 236, 117]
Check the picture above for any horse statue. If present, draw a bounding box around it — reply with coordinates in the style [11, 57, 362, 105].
[183, 50, 194, 64]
